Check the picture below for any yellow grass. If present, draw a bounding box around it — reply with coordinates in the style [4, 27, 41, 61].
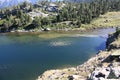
[81, 12, 120, 29]
[111, 36, 120, 47]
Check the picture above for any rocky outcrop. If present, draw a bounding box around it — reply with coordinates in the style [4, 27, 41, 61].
[106, 30, 120, 50]
[90, 65, 120, 80]
[89, 30, 120, 80]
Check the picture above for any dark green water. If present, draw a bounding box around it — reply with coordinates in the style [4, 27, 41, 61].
[0, 32, 107, 80]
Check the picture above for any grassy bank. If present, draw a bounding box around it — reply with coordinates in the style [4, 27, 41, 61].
[80, 12, 120, 30]
[34, 11, 120, 31]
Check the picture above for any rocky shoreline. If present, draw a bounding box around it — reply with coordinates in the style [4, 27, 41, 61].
[36, 29, 120, 80]
[1, 25, 115, 34]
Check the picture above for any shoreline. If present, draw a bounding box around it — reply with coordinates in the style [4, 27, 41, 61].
[36, 29, 120, 80]
[36, 50, 112, 80]
[0, 28, 115, 40]
[1, 26, 116, 33]
[0, 27, 115, 35]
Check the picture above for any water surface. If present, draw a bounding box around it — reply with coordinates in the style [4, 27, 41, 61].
[0, 28, 115, 80]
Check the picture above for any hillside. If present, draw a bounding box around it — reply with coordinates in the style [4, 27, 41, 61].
[80, 12, 120, 30]
[0, 0, 92, 8]
[0, 0, 120, 33]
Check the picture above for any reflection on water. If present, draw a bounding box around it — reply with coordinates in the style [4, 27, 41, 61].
[70, 34, 99, 38]
[49, 41, 72, 47]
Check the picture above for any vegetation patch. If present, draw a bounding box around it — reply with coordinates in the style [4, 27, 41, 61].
[82, 12, 120, 29]
[0, 0, 120, 32]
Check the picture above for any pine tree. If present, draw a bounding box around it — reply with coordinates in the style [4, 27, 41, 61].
[32, 17, 41, 27]
[108, 70, 118, 79]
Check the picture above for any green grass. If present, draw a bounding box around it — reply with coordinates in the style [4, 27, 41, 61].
[54, 11, 120, 31]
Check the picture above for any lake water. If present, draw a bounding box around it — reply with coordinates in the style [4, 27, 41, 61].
[0, 29, 115, 80]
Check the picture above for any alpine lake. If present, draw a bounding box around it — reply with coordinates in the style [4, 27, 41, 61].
[0, 28, 115, 80]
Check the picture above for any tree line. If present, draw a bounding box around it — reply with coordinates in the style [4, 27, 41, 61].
[0, 0, 120, 32]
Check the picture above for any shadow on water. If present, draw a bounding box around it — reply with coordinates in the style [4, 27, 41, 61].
[95, 41, 106, 54]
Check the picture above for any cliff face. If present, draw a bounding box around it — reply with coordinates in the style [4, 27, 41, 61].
[106, 30, 120, 50]
[37, 31, 120, 80]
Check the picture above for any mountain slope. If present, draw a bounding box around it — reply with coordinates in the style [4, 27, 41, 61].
[0, 0, 92, 8]
[67, 0, 93, 2]
[0, 0, 33, 8]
